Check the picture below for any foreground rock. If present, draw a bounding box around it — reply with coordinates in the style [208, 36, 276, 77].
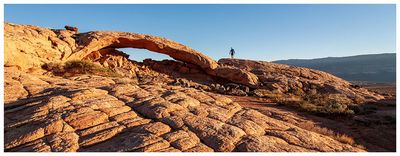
[4, 23, 384, 152]
[4, 68, 363, 152]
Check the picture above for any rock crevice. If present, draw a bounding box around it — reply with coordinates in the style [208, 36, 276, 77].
[5, 23, 258, 86]
[4, 23, 384, 152]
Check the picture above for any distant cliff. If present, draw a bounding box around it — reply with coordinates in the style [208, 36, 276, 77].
[274, 53, 396, 83]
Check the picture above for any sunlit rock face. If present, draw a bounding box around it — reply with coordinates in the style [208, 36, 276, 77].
[4, 23, 380, 152]
[4, 68, 364, 152]
[4, 23, 258, 86]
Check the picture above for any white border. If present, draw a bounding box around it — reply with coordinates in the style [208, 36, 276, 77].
[1, 0, 399, 4]
[1, 0, 398, 155]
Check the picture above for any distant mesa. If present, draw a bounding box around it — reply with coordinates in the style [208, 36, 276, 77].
[274, 53, 396, 83]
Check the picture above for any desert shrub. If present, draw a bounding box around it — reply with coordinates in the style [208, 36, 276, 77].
[253, 89, 283, 100]
[42, 62, 64, 74]
[64, 60, 121, 77]
[277, 93, 355, 116]
[298, 122, 360, 147]
[310, 94, 352, 107]
[42, 60, 121, 77]
[278, 99, 319, 113]
[300, 122, 336, 137]
[335, 134, 355, 145]
[64, 60, 101, 73]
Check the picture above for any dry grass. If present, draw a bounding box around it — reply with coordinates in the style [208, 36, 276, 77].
[252, 89, 283, 100]
[298, 121, 361, 148]
[335, 134, 355, 145]
[258, 89, 365, 148]
[275, 93, 355, 116]
[300, 121, 336, 137]
[42, 60, 121, 77]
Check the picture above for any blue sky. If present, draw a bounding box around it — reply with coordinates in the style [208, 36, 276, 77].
[4, 4, 396, 61]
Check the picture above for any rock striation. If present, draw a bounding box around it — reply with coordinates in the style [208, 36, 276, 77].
[3, 23, 383, 152]
[4, 68, 364, 152]
[4, 23, 257, 86]
[4, 23, 78, 70]
[219, 58, 384, 103]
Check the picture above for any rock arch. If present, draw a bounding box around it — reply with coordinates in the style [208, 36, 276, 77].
[67, 31, 259, 86]
[4, 23, 258, 86]
[68, 31, 219, 71]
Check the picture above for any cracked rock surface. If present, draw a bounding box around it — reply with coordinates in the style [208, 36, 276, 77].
[4, 23, 257, 86]
[4, 68, 364, 152]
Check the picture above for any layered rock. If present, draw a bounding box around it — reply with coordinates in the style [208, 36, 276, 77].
[3, 23, 385, 152]
[4, 68, 364, 152]
[4, 23, 77, 70]
[83, 48, 139, 78]
[219, 58, 384, 103]
[4, 23, 257, 86]
[207, 66, 259, 86]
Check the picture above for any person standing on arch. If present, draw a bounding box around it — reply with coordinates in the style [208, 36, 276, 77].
[229, 47, 235, 59]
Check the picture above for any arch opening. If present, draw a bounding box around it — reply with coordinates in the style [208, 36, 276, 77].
[70, 31, 258, 86]
[117, 48, 174, 62]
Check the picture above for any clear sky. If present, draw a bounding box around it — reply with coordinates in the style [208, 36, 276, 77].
[4, 4, 396, 61]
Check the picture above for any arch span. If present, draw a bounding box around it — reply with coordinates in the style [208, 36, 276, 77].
[66, 31, 258, 86]
[3, 22, 256, 86]
[68, 31, 219, 71]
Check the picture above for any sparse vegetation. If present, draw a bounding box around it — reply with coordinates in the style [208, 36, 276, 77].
[252, 86, 356, 117]
[42, 62, 64, 74]
[42, 60, 121, 77]
[252, 89, 284, 101]
[335, 134, 356, 145]
[300, 121, 335, 136]
[298, 121, 360, 148]
[274, 93, 355, 116]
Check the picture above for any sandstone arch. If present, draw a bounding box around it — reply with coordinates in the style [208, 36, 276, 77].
[68, 31, 219, 71]
[4, 23, 258, 86]
[67, 31, 259, 86]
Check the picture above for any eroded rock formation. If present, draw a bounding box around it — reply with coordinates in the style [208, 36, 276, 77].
[4, 68, 364, 152]
[3, 23, 384, 152]
[218, 59, 384, 103]
[4, 23, 256, 86]
[4, 23, 78, 70]
[70, 31, 219, 71]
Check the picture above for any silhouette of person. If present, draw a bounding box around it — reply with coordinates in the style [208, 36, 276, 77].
[229, 47, 235, 59]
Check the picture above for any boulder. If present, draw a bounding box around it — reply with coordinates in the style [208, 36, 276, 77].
[207, 66, 259, 86]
